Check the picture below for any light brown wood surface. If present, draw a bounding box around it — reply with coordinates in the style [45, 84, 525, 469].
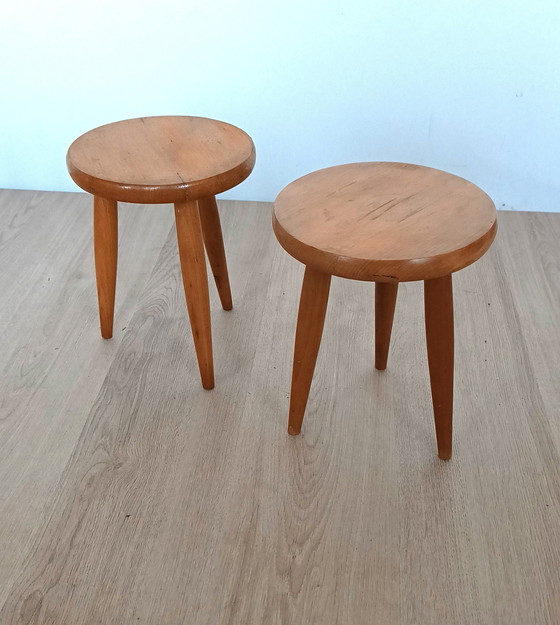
[67, 116, 256, 203]
[424, 274, 454, 460]
[288, 266, 331, 435]
[375, 282, 399, 370]
[198, 195, 233, 311]
[174, 200, 214, 389]
[273, 162, 497, 282]
[93, 196, 118, 338]
[1, 190, 559, 625]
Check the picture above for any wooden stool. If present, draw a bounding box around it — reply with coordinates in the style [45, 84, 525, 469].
[67, 116, 255, 389]
[273, 162, 497, 459]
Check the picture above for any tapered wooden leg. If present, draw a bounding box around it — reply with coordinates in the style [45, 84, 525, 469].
[174, 200, 214, 390]
[197, 196, 233, 311]
[375, 282, 399, 370]
[288, 267, 331, 435]
[424, 274, 454, 460]
[93, 196, 118, 339]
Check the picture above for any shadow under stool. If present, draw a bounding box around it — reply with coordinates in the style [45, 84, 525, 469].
[273, 162, 497, 459]
[67, 115, 255, 389]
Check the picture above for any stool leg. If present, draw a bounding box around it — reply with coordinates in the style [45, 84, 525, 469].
[375, 282, 399, 370]
[288, 267, 331, 435]
[174, 200, 214, 390]
[424, 274, 454, 460]
[93, 196, 118, 339]
[198, 196, 233, 311]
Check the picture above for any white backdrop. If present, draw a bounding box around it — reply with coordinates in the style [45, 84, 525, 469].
[1, 0, 559, 210]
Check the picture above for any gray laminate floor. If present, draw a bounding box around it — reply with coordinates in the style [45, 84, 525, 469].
[0, 189, 559, 624]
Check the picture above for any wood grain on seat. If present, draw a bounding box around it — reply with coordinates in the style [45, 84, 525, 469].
[67, 116, 256, 204]
[273, 162, 497, 282]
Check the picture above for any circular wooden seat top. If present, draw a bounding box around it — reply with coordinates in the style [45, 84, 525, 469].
[273, 162, 497, 282]
[67, 116, 256, 204]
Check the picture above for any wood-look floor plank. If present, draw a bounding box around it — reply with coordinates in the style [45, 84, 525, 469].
[0, 195, 559, 624]
[0, 191, 83, 325]
[0, 190, 174, 612]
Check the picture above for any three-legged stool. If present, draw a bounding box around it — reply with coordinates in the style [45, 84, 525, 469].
[67, 116, 255, 389]
[273, 162, 497, 459]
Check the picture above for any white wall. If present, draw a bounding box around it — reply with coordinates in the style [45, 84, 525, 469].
[1, 0, 559, 210]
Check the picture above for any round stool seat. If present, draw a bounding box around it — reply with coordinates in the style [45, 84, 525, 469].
[67, 116, 256, 204]
[273, 162, 497, 282]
